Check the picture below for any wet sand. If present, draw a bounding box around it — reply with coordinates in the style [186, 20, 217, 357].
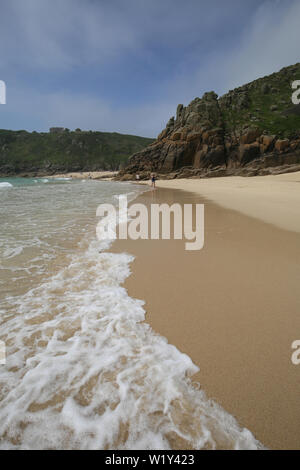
[111, 183, 300, 450]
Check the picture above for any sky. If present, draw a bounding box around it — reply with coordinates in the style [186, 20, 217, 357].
[0, 0, 299, 137]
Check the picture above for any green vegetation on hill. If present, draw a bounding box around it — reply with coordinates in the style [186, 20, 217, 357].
[219, 63, 300, 139]
[0, 129, 154, 175]
[120, 63, 300, 179]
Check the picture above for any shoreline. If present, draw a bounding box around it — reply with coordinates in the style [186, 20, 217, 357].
[0, 179, 263, 450]
[139, 171, 300, 233]
[0, 171, 118, 181]
[48, 171, 118, 180]
[111, 177, 300, 449]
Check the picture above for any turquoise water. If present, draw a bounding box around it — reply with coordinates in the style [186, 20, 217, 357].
[0, 176, 73, 187]
[0, 177, 140, 297]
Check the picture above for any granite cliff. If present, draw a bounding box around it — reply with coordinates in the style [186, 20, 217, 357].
[119, 63, 300, 179]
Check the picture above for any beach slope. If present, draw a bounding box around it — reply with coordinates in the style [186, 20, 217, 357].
[112, 173, 300, 449]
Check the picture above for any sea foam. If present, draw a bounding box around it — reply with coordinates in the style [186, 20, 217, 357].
[0, 241, 263, 450]
[0, 179, 263, 450]
[0, 182, 13, 189]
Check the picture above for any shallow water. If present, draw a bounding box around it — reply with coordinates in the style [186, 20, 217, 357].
[0, 177, 262, 449]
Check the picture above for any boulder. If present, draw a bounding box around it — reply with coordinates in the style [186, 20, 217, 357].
[275, 139, 290, 152]
[176, 104, 184, 120]
[157, 129, 168, 140]
[241, 128, 261, 145]
[120, 173, 134, 181]
[261, 135, 276, 153]
[200, 145, 226, 168]
[240, 142, 261, 165]
[171, 131, 182, 141]
[186, 131, 202, 142]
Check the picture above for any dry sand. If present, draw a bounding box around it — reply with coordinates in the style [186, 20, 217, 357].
[112, 173, 300, 450]
[153, 171, 300, 233]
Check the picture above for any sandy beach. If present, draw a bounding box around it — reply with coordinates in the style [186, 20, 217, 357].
[112, 172, 300, 449]
[49, 171, 118, 180]
[145, 171, 300, 233]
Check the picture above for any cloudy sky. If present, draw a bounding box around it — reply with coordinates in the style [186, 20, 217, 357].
[0, 0, 299, 137]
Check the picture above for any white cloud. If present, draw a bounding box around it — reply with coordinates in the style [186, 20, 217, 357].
[223, 0, 300, 89]
[151, 0, 300, 109]
[0, 0, 139, 69]
[1, 0, 300, 137]
[0, 0, 258, 70]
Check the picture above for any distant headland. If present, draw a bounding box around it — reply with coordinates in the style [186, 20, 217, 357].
[0, 128, 154, 177]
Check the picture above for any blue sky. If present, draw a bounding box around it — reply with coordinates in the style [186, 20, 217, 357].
[0, 0, 299, 137]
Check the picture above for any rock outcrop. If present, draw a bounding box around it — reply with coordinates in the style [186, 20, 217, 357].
[119, 63, 300, 179]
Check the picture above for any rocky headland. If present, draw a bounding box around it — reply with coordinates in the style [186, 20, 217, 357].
[118, 63, 300, 180]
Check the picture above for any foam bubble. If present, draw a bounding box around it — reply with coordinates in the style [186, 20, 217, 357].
[53, 177, 72, 182]
[0, 241, 263, 450]
[0, 181, 263, 450]
[3, 246, 24, 259]
[0, 182, 13, 189]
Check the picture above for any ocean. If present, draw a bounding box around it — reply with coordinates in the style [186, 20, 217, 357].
[0, 177, 262, 449]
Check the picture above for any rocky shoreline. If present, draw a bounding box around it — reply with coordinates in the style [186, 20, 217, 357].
[118, 63, 300, 180]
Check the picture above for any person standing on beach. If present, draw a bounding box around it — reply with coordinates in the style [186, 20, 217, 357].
[151, 173, 156, 189]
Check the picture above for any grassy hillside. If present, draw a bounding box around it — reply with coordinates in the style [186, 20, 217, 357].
[0, 129, 154, 175]
[120, 63, 300, 179]
[219, 63, 300, 139]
